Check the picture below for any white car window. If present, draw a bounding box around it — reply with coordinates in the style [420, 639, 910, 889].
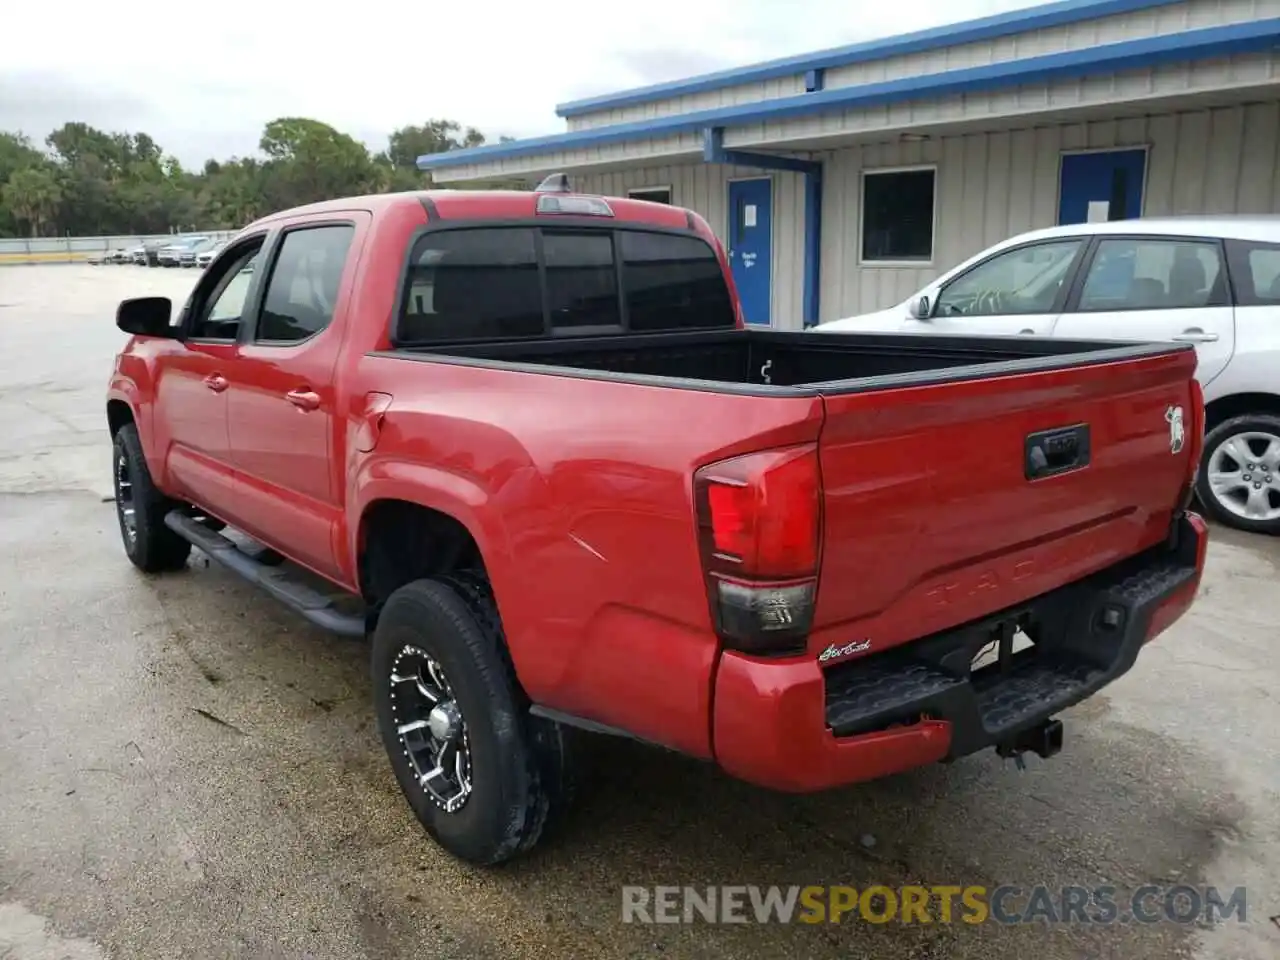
[1078, 238, 1224, 311]
[934, 240, 1083, 317]
[1246, 247, 1280, 301]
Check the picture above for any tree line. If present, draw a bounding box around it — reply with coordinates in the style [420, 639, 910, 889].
[0, 117, 519, 238]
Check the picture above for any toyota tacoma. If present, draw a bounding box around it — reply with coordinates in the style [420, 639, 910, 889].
[105, 178, 1209, 865]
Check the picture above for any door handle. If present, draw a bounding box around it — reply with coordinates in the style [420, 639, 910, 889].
[1173, 329, 1219, 343]
[286, 388, 321, 411]
[1019, 328, 1036, 335]
[203, 374, 228, 393]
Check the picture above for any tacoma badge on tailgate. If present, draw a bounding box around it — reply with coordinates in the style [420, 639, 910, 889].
[1166, 405, 1185, 454]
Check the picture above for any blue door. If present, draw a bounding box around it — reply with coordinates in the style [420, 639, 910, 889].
[1058, 149, 1146, 225]
[728, 178, 773, 325]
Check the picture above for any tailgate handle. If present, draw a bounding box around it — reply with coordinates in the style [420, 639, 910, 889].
[1025, 424, 1091, 480]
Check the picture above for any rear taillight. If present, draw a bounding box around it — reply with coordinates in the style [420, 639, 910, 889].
[694, 444, 821, 655]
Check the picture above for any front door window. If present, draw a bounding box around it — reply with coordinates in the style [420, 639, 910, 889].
[934, 240, 1085, 318]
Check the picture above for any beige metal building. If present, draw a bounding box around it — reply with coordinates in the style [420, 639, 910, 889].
[420, 0, 1280, 330]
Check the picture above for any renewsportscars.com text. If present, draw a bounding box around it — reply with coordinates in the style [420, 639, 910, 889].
[620, 884, 1248, 925]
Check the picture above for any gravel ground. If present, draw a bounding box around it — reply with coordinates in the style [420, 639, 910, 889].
[0, 264, 1276, 960]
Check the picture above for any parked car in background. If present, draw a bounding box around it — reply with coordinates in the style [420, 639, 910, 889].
[130, 244, 147, 265]
[819, 216, 1280, 535]
[106, 247, 132, 264]
[195, 239, 227, 269]
[157, 236, 208, 267]
[184, 238, 222, 268]
[155, 241, 182, 267]
[141, 239, 168, 267]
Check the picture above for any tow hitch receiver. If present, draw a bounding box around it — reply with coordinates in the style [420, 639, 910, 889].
[997, 718, 1064, 764]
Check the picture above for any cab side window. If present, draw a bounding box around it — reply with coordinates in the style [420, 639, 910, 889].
[255, 225, 356, 343]
[187, 242, 263, 340]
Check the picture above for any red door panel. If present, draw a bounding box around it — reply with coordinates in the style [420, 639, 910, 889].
[153, 342, 238, 516]
[224, 217, 367, 582]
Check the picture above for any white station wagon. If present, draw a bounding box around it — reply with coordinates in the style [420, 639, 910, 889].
[820, 216, 1280, 536]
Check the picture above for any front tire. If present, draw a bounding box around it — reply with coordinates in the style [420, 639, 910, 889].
[113, 424, 192, 572]
[371, 574, 575, 866]
[1195, 413, 1280, 535]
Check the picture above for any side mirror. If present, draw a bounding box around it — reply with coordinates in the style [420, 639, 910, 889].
[116, 296, 175, 337]
[908, 295, 932, 320]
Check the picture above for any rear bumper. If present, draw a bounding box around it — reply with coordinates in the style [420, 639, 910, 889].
[711, 511, 1208, 793]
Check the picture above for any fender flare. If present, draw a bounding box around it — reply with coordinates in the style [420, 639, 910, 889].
[105, 380, 156, 471]
[106, 381, 141, 428]
[348, 459, 516, 598]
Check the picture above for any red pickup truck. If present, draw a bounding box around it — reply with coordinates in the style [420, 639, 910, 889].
[107, 180, 1208, 866]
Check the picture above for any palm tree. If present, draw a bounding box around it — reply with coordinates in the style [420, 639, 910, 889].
[1, 166, 62, 236]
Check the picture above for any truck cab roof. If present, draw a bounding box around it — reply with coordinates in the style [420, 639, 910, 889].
[242, 187, 698, 234]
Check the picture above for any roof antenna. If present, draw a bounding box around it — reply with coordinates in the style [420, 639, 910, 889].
[535, 172, 572, 193]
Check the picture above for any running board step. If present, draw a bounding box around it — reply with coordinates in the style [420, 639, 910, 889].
[164, 511, 366, 638]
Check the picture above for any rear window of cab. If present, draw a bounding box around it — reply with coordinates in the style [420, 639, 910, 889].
[396, 226, 736, 344]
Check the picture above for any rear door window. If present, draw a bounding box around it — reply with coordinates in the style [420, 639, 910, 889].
[1225, 239, 1280, 305]
[1076, 238, 1227, 311]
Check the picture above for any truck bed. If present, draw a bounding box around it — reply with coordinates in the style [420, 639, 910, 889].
[376, 323, 1199, 689]
[386, 327, 1185, 395]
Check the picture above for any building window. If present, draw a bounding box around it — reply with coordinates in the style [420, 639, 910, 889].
[628, 186, 672, 205]
[861, 168, 935, 263]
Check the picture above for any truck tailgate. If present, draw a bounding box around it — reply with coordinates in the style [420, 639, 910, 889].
[811, 346, 1199, 655]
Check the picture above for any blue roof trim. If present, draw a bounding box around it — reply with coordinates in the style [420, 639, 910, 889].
[553, 0, 1185, 118]
[419, 18, 1280, 170]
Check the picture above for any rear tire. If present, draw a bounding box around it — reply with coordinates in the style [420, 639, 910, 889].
[112, 424, 192, 572]
[1195, 413, 1280, 535]
[371, 573, 575, 866]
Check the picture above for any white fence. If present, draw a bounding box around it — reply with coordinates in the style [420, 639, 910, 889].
[0, 232, 239, 264]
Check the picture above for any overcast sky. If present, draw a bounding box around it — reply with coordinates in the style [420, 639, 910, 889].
[1, 0, 1040, 167]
